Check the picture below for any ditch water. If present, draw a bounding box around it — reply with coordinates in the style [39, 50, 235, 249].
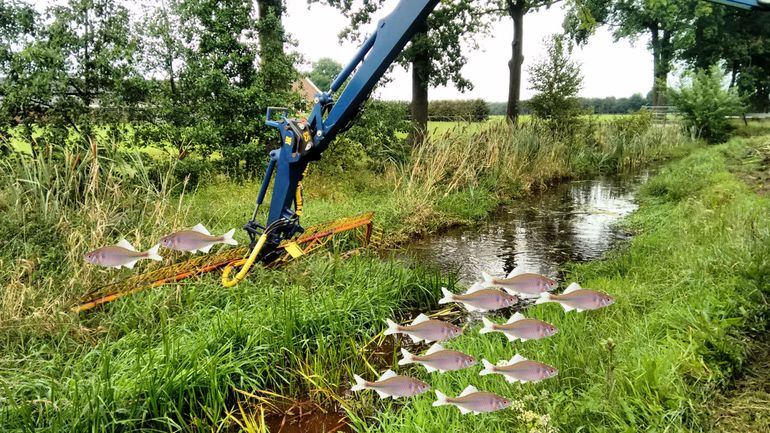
[262, 170, 652, 433]
[403, 170, 653, 286]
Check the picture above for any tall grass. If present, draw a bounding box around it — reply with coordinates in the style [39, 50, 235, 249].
[0, 140, 190, 322]
[0, 116, 698, 431]
[393, 116, 692, 235]
[403, 116, 691, 198]
[366, 136, 770, 433]
[0, 254, 445, 431]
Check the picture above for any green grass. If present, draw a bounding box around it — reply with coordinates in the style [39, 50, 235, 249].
[0, 254, 447, 431]
[0, 116, 701, 431]
[363, 136, 770, 432]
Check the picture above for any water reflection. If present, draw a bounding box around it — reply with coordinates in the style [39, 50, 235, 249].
[403, 171, 651, 286]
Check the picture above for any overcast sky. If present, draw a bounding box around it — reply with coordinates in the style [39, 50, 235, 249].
[284, 0, 654, 101]
[33, 0, 655, 101]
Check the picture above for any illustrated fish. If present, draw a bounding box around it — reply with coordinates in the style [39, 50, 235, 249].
[477, 268, 558, 298]
[438, 286, 517, 312]
[85, 240, 163, 269]
[535, 282, 614, 312]
[384, 314, 462, 343]
[480, 354, 558, 383]
[432, 385, 510, 415]
[350, 369, 430, 399]
[398, 343, 476, 373]
[160, 224, 238, 254]
[479, 313, 558, 342]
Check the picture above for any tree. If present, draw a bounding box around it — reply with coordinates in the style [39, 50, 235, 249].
[0, 0, 38, 145]
[679, 7, 770, 112]
[0, 0, 139, 147]
[136, 0, 299, 172]
[494, 0, 562, 124]
[527, 34, 583, 126]
[669, 66, 743, 143]
[255, 0, 295, 93]
[319, 0, 492, 145]
[308, 57, 343, 91]
[566, 0, 695, 107]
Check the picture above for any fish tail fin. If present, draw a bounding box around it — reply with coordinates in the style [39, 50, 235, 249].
[350, 374, 367, 392]
[481, 271, 493, 284]
[479, 359, 496, 376]
[432, 390, 448, 407]
[398, 348, 414, 365]
[479, 317, 495, 334]
[145, 244, 163, 261]
[384, 319, 399, 336]
[222, 229, 238, 246]
[535, 293, 553, 305]
[438, 287, 454, 305]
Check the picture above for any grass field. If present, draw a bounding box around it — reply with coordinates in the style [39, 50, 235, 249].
[366, 135, 770, 432]
[4, 119, 767, 432]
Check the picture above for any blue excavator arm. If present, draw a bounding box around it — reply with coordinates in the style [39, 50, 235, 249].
[246, 0, 768, 261]
[245, 0, 440, 260]
[712, 0, 770, 9]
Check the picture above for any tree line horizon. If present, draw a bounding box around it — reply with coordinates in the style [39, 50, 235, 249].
[1, 0, 768, 158]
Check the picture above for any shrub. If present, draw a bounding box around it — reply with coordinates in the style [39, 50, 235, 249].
[669, 66, 744, 143]
[342, 99, 411, 171]
[528, 34, 584, 128]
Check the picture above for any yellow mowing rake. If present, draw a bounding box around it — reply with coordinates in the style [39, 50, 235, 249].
[73, 212, 376, 313]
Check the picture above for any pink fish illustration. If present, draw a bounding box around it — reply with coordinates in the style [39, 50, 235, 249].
[438, 286, 517, 312]
[479, 313, 558, 342]
[350, 369, 429, 399]
[85, 240, 162, 269]
[477, 268, 558, 298]
[433, 385, 510, 414]
[384, 314, 462, 343]
[535, 282, 614, 312]
[398, 343, 476, 373]
[160, 224, 238, 254]
[480, 354, 558, 383]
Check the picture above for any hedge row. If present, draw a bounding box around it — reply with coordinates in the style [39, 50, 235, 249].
[369, 100, 490, 123]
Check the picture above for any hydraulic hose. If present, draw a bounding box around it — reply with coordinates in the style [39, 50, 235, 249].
[221, 231, 268, 288]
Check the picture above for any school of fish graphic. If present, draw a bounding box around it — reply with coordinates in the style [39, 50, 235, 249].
[355, 269, 614, 415]
[86, 225, 614, 415]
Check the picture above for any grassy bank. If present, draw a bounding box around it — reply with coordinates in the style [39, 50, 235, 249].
[364, 136, 770, 432]
[0, 118, 694, 431]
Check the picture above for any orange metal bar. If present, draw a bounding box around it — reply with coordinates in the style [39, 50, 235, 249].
[73, 213, 375, 313]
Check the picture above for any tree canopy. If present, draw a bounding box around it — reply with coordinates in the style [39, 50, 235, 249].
[308, 57, 343, 92]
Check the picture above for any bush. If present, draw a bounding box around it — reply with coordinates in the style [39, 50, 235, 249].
[428, 99, 489, 122]
[669, 66, 744, 143]
[341, 99, 411, 171]
[528, 34, 584, 128]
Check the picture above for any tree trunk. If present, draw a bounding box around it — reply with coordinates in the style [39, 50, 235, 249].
[650, 24, 671, 107]
[257, 0, 287, 91]
[409, 30, 430, 146]
[729, 61, 738, 89]
[506, 1, 525, 124]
